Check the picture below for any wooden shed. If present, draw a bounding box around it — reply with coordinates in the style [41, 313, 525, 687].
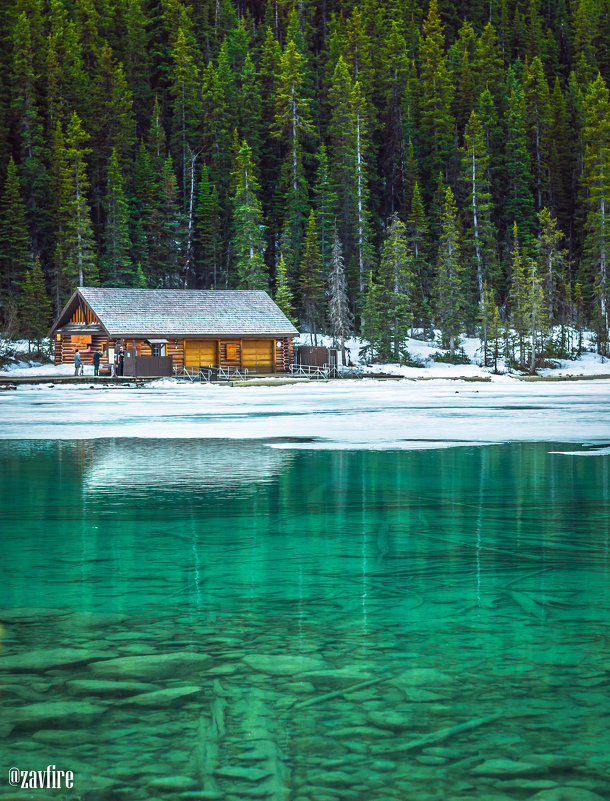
[50, 287, 299, 375]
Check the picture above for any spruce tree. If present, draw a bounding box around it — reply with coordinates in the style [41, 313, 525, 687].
[231, 140, 267, 291]
[504, 75, 536, 246]
[537, 207, 569, 328]
[19, 256, 51, 350]
[102, 148, 133, 285]
[479, 282, 502, 371]
[328, 224, 353, 365]
[436, 187, 464, 355]
[195, 164, 221, 288]
[407, 180, 432, 329]
[0, 157, 31, 310]
[508, 221, 532, 366]
[418, 0, 455, 193]
[299, 210, 324, 343]
[169, 26, 201, 204]
[460, 109, 498, 306]
[11, 11, 50, 259]
[377, 215, 414, 361]
[581, 73, 610, 350]
[273, 39, 313, 276]
[274, 254, 296, 325]
[53, 113, 97, 300]
[157, 155, 183, 287]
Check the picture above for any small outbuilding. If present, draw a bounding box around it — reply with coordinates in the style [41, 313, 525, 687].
[50, 287, 299, 375]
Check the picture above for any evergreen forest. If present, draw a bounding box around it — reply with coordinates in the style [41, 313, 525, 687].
[1, 0, 610, 366]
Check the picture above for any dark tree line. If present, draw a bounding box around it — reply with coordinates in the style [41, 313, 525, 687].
[0, 0, 609, 363]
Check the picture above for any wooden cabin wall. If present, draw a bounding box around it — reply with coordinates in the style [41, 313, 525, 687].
[55, 334, 294, 372]
[55, 333, 110, 364]
[277, 338, 294, 372]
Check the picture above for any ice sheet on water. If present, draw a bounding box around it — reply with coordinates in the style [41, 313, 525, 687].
[1, 379, 610, 450]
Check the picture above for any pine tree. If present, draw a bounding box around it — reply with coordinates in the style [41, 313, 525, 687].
[0, 157, 31, 310]
[102, 149, 133, 285]
[436, 186, 464, 355]
[19, 256, 51, 349]
[299, 210, 324, 343]
[274, 253, 296, 325]
[328, 224, 353, 364]
[231, 140, 267, 291]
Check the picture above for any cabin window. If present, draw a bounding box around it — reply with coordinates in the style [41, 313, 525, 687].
[151, 343, 166, 357]
[226, 343, 238, 360]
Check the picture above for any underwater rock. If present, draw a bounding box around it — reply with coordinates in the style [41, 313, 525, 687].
[527, 790, 607, 801]
[32, 728, 93, 745]
[0, 648, 110, 672]
[471, 759, 542, 777]
[88, 651, 211, 680]
[0, 607, 70, 623]
[147, 775, 199, 791]
[243, 654, 326, 676]
[12, 701, 106, 730]
[299, 668, 372, 688]
[122, 686, 202, 707]
[214, 766, 272, 782]
[366, 711, 410, 732]
[65, 679, 160, 697]
[402, 687, 446, 702]
[283, 681, 315, 694]
[390, 668, 453, 687]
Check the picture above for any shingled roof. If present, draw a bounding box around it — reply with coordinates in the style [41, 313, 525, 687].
[52, 287, 299, 338]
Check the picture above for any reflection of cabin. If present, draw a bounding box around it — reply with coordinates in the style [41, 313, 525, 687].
[50, 287, 298, 375]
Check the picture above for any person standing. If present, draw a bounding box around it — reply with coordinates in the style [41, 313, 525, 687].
[74, 350, 81, 376]
[118, 347, 124, 376]
[93, 348, 101, 376]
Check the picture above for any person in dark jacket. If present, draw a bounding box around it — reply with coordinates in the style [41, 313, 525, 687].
[117, 347, 124, 376]
[93, 349, 101, 376]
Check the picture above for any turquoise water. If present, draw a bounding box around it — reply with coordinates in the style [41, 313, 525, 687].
[1, 439, 609, 800]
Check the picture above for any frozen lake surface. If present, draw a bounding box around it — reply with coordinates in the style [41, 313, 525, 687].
[2, 378, 610, 448]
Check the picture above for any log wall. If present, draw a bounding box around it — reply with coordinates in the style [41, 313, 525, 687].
[55, 334, 295, 373]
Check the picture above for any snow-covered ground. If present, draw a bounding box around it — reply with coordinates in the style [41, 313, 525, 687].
[294, 331, 610, 379]
[1, 379, 609, 450]
[2, 330, 609, 379]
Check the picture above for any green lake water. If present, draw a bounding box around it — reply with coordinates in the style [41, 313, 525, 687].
[1, 439, 609, 801]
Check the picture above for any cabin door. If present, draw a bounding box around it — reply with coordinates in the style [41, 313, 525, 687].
[184, 340, 217, 368]
[241, 340, 274, 373]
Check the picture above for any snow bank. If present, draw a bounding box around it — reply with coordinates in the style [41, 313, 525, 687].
[2, 379, 609, 450]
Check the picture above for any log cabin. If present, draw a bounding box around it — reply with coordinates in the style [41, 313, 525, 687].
[50, 287, 299, 375]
